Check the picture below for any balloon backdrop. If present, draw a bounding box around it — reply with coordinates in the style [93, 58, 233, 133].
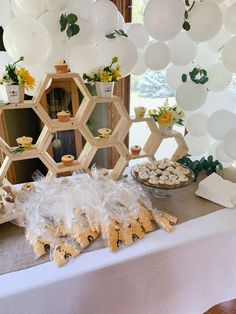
[186, 113, 208, 137]
[176, 81, 208, 111]
[168, 32, 197, 66]
[223, 128, 236, 159]
[99, 37, 137, 77]
[71, 0, 95, 19]
[144, 42, 170, 71]
[201, 90, 236, 115]
[208, 28, 232, 53]
[132, 51, 147, 76]
[13, 0, 48, 17]
[127, 23, 149, 49]
[222, 36, 236, 72]
[206, 63, 232, 91]
[185, 134, 211, 156]
[69, 44, 100, 76]
[144, 0, 185, 41]
[187, 0, 223, 42]
[3, 16, 52, 65]
[165, 64, 193, 91]
[90, 0, 118, 35]
[206, 110, 236, 140]
[194, 43, 220, 68]
[0, 0, 12, 27]
[224, 2, 236, 34]
[46, 0, 70, 12]
[215, 142, 233, 162]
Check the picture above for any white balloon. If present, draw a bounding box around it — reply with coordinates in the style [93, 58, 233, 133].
[132, 51, 147, 75]
[46, 0, 70, 11]
[215, 142, 233, 162]
[90, 0, 118, 34]
[187, 1, 223, 42]
[144, 0, 185, 41]
[176, 81, 208, 111]
[186, 113, 208, 137]
[165, 64, 193, 91]
[206, 63, 232, 91]
[70, 0, 95, 19]
[207, 110, 236, 140]
[0, 51, 13, 74]
[207, 141, 220, 160]
[13, 0, 48, 16]
[127, 23, 149, 49]
[224, 128, 236, 159]
[208, 28, 232, 53]
[39, 11, 62, 38]
[3, 16, 52, 65]
[168, 32, 197, 66]
[69, 44, 100, 76]
[68, 17, 93, 47]
[201, 90, 236, 115]
[117, 12, 125, 30]
[144, 42, 170, 71]
[194, 43, 220, 68]
[224, 2, 236, 34]
[222, 36, 236, 72]
[0, 0, 12, 26]
[99, 37, 137, 77]
[185, 134, 211, 156]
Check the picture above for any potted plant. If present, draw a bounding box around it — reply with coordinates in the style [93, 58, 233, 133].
[0, 56, 35, 104]
[83, 57, 121, 98]
[148, 99, 184, 134]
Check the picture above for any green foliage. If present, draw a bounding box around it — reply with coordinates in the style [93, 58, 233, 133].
[177, 155, 223, 181]
[60, 13, 80, 39]
[106, 29, 128, 39]
[183, 0, 197, 31]
[182, 67, 209, 85]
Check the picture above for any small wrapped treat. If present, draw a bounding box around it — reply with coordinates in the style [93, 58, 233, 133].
[61, 154, 75, 167]
[130, 145, 142, 156]
[152, 209, 177, 232]
[57, 111, 70, 122]
[134, 106, 146, 118]
[97, 128, 112, 139]
[51, 241, 80, 267]
[16, 136, 33, 149]
[54, 60, 69, 73]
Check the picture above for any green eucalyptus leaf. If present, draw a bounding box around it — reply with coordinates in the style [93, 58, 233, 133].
[60, 14, 67, 32]
[106, 33, 116, 39]
[184, 11, 188, 19]
[183, 21, 191, 31]
[66, 25, 73, 38]
[185, 0, 190, 6]
[208, 155, 213, 163]
[70, 23, 80, 36]
[182, 73, 187, 83]
[67, 13, 78, 24]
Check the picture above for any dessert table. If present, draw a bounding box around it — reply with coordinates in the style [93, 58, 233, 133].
[1, 207, 236, 314]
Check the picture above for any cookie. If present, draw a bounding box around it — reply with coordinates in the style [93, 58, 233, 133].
[52, 242, 80, 267]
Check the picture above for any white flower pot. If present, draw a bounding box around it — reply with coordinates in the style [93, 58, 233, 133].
[0, 84, 24, 104]
[158, 123, 174, 135]
[95, 82, 114, 98]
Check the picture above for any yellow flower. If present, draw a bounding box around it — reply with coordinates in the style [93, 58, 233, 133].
[112, 66, 121, 79]
[15, 67, 35, 90]
[100, 71, 112, 82]
[157, 111, 174, 126]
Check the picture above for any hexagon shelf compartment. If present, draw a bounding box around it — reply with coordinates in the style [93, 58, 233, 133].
[78, 96, 131, 148]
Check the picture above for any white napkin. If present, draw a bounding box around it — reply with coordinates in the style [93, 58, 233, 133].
[196, 173, 236, 208]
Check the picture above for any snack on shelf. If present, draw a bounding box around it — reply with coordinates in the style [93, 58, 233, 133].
[54, 60, 69, 74]
[21, 182, 35, 192]
[132, 158, 192, 189]
[52, 242, 80, 267]
[57, 110, 70, 122]
[134, 106, 146, 118]
[97, 128, 112, 139]
[16, 136, 33, 149]
[130, 145, 142, 156]
[103, 220, 120, 252]
[61, 154, 75, 166]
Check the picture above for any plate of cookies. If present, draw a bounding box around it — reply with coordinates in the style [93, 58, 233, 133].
[131, 159, 194, 191]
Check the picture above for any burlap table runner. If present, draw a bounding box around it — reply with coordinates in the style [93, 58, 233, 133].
[0, 175, 222, 276]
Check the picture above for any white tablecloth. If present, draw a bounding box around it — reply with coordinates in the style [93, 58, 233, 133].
[1, 208, 236, 314]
